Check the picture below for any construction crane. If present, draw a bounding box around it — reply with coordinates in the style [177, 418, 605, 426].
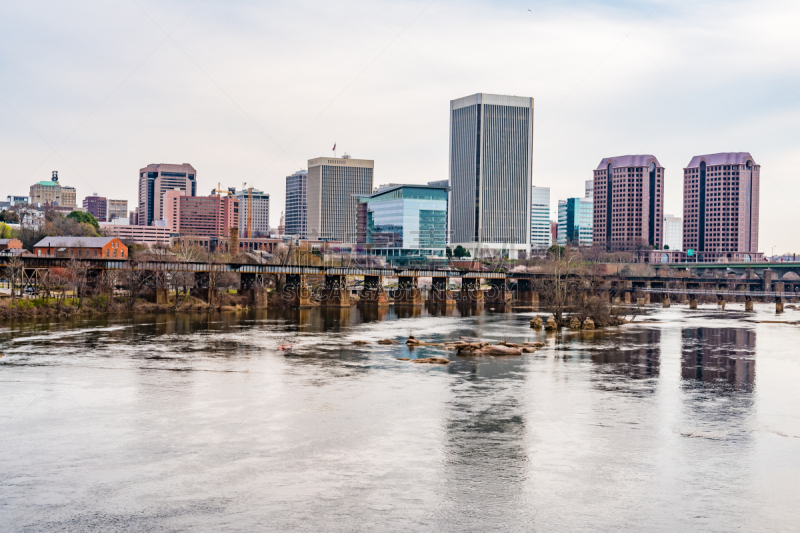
[241, 182, 254, 238]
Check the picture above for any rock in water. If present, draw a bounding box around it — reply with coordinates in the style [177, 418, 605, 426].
[353, 340, 369, 345]
[396, 357, 410, 361]
[569, 316, 581, 330]
[530, 316, 543, 329]
[481, 345, 522, 356]
[377, 339, 396, 345]
[410, 357, 450, 365]
[544, 317, 558, 330]
[582, 318, 595, 330]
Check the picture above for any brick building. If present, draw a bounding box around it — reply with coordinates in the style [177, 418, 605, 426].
[162, 191, 238, 237]
[83, 194, 107, 221]
[34, 236, 128, 259]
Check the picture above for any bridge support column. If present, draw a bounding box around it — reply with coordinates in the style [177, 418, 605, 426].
[689, 295, 697, 309]
[458, 277, 484, 305]
[322, 274, 351, 307]
[360, 275, 389, 306]
[623, 292, 632, 304]
[717, 295, 725, 310]
[485, 279, 512, 305]
[284, 274, 312, 308]
[776, 296, 784, 314]
[745, 295, 753, 312]
[427, 276, 454, 305]
[191, 272, 219, 305]
[239, 272, 268, 309]
[516, 278, 538, 307]
[662, 295, 670, 308]
[395, 276, 423, 306]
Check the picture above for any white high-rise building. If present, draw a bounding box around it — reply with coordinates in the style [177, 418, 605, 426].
[449, 93, 533, 259]
[531, 186, 551, 250]
[234, 188, 270, 237]
[663, 214, 683, 251]
[307, 156, 374, 242]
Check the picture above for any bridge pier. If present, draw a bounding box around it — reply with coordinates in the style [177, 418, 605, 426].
[321, 274, 351, 307]
[689, 295, 697, 309]
[623, 291, 632, 304]
[458, 277, 484, 305]
[776, 296, 784, 314]
[745, 295, 753, 312]
[360, 275, 389, 306]
[395, 276, 423, 306]
[662, 295, 670, 308]
[191, 272, 219, 305]
[717, 295, 725, 310]
[427, 276, 454, 305]
[516, 278, 538, 306]
[485, 279, 512, 305]
[239, 273, 268, 308]
[284, 274, 312, 308]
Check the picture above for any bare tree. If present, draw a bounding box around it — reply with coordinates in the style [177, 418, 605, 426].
[534, 245, 589, 324]
[66, 259, 90, 309]
[120, 263, 152, 311]
[7, 257, 24, 301]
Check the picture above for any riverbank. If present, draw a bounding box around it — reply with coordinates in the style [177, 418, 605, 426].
[0, 294, 253, 319]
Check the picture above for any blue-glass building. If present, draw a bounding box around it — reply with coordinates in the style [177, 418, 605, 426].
[356, 184, 448, 263]
[557, 197, 593, 247]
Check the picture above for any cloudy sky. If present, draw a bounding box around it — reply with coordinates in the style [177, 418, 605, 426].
[2, 0, 799, 252]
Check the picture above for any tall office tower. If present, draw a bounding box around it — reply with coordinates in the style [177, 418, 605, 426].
[550, 221, 557, 244]
[449, 93, 533, 259]
[682, 153, 759, 261]
[83, 193, 108, 221]
[557, 197, 593, 246]
[307, 156, 373, 242]
[137, 163, 197, 226]
[234, 188, 270, 237]
[531, 186, 551, 250]
[284, 170, 308, 237]
[663, 214, 683, 251]
[585, 179, 594, 199]
[107, 199, 128, 221]
[592, 155, 664, 251]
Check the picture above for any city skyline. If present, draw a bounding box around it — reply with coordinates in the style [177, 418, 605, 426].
[1, 0, 797, 253]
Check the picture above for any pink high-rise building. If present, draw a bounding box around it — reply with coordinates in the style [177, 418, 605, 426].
[682, 153, 759, 261]
[592, 155, 664, 251]
[161, 193, 238, 237]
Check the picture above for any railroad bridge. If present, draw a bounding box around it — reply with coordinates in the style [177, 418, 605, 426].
[2, 256, 798, 312]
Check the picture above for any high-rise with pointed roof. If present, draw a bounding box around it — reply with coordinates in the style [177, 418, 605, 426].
[592, 155, 664, 251]
[682, 152, 759, 261]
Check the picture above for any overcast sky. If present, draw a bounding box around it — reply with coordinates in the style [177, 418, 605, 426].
[2, 0, 799, 253]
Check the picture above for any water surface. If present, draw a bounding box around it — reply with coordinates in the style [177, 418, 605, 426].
[1, 304, 799, 531]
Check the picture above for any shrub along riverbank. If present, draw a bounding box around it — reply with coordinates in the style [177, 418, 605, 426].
[0, 293, 252, 319]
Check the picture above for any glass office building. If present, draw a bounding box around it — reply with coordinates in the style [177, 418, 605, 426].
[356, 184, 447, 263]
[531, 186, 551, 250]
[557, 197, 593, 247]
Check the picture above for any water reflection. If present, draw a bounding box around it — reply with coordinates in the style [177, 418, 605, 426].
[590, 329, 661, 381]
[681, 328, 756, 391]
[441, 355, 530, 526]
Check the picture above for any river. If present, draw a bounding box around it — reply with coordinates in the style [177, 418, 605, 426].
[1, 303, 799, 531]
